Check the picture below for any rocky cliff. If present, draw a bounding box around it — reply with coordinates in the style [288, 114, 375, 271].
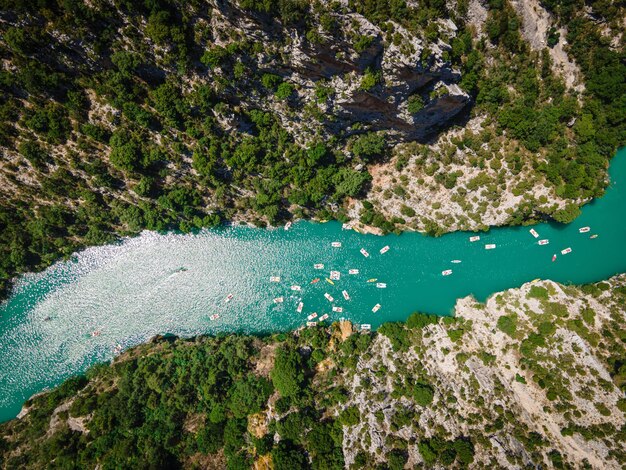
[0, 0, 623, 298]
[2, 276, 624, 469]
[209, 1, 471, 144]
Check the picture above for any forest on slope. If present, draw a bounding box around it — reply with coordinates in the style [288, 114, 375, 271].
[1, 2, 624, 468]
[0, 0, 624, 299]
[1, 277, 625, 469]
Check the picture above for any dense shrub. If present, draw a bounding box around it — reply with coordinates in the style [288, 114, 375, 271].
[497, 315, 517, 337]
[351, 133, 386, 161]
[271, 345, 305, 398]
[413, 381, 435, 406]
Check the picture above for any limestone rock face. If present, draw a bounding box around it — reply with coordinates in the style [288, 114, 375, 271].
[212, 0, 469, 145]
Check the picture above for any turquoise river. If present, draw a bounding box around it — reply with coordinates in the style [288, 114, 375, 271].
[1, 148, 625, 422]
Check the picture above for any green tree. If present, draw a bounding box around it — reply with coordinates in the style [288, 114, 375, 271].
[378, 322, 409, 351]
[152, 81, 185, 128]
[497, 315, 517, 337]
[227, 374, 273, 418]
[109, 130, 144, 173]
[406, 312, 438, 328]
[18, 140, 48, 170]
[351, 133, 386, 161]
[261, 73, 282, 90]
[271, 440, 308, 470]
[353, 34, 373, 52]
[271, 345, 304, 398]
[407, 94, 424, 113]
[454, 438, 475, 465]
[24, 103, 70, 144]
[413, 381, 434, 406]
[275, 82, 294, 100]
[387, 449, 409, 470]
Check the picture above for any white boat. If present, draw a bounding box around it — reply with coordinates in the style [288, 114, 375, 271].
[331, 241, 342, 247]
[306, 321, 317, 327]
[324, 293, 334, 302]
[225, 294, 234, 303]
[348, 269, 359, 275]
[372, 304, 381, 313]
[332, 306, 343, 313]
[210, 314, 220, 321]
[341, 223, 352, 230]
[319, 314, 329, 321]
[529, 228, 539, 238]
[469, 235, 480, 242]
[590, 234, 598, 239]
[451, 260, 461, 264]
[360, 248, 370, 258]
[376, 282, 387, 288]
[296, 302, 303, 313]
[579, 226, 590, 233]
[307, 312, 318, 321]
[380, 245, 390, 254]
[342, 290, 350, 300]
[538, 239, 549, 246]
[270, 276, 281, 282]
[273, 297, 284, 303]
[290, 285, 301, 291]
[284, 222, 292, 230]
[561, 247, 572, 255]
[485, 244, 496, 250]
[330, 271, 341, 280]
[442, 269, 453, 276]
[361, 324, 372, 331]
[314, 263, 324, 269]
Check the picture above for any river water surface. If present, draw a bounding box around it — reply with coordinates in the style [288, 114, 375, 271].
[1, 148, 625, 422]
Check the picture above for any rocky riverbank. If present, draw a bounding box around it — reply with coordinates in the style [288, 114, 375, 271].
[2, 275, 624, 468]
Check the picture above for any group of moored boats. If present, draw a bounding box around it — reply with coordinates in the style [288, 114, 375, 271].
[443, 224, 597, 277]
[213, 221, 598, 327]
[529, 225, 595, 262]
[276, 240, 389, 328]
[210, 241, 391, 328]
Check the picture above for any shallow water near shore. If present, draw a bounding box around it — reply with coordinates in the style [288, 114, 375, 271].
[0, 148, 625, 422]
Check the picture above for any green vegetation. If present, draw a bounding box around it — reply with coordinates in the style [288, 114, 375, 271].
[351, 133, 386, 161]
[528, 285, 549, 300]
[476, 0, 625, 204]
[271, 345, 304, 398]
[413, 382, 435, 406]
[0, 0, 622, 300]
[407, 95, 425, 114]
[418, 436, 475, 466]
[0, 314, 462, 469]
[275, 82, 294, 100]
[2, 278, 626, 468]
[353, 34, 373, 53]
[0, 332, 344, 469]
[497, 314, 517, 337]
[359, 68, 381, 91]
